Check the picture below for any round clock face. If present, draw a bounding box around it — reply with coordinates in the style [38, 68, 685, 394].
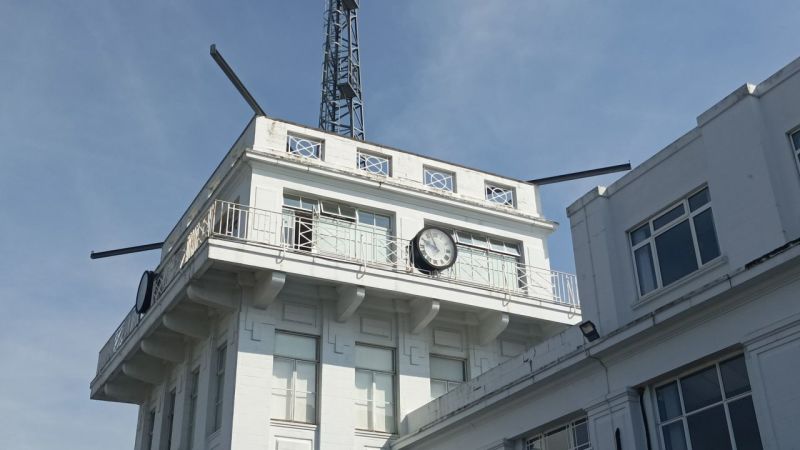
[135, 270, 154, 314]
[415, 227, 457, 270]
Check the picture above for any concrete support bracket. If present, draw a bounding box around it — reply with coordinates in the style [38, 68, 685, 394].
[121, 358, 165, 385]
[186, 281, 237, 311]
[410, 298, 440, 334]
[162, 310, 210, 339]
[252, 271, 286, 309]
[336, 285, 365, 322]
[140, 337, 185, 363]
[478, 311, 510, 345]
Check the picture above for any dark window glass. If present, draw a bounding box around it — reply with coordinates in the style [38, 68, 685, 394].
[728, 397, 764, 450]
[680, 366, 722, 412]
[720, 355, 751, 398]
[655, 221, 699, 286]
[688, 188, 711, 212]
[573, 420, 589, 445]
[693, 210, 721, 264]
[654, 204, 686, 230]
[661, 421, 688, 450]
[635, 244, 658, 295]
[792, 130, 800, 150]
[687, 405, 732, 450]
[631, 224, 651, 245]
[657, 382, 683, 420]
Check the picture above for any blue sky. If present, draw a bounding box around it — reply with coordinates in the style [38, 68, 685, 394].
[1, 1, 798, 448]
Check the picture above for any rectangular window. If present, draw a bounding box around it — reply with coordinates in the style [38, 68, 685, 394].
[355, 345, 396, 433]
[282, 194, 394, 265]
[485, 183, 515, 207]
[525, 418, 590, 450]
[185, 369, 199, 449]
[791, 128, 800, 170]
[357, 151, 390, 176]
[271, 332, 318, 424]
[164, 389, 176, 450]
[630, 187, 721, 296]
[144, 407, 156, 450]
[445, 230, 521, 291]
[654, 355, 762, 450]
[287, 134, 322, 159]
[424, 167, 455, 192]
[429, 356, 466, 398]
[212, 344, 227, 433]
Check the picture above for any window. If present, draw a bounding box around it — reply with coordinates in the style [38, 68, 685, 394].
[429, 356, 465, 398]
[630, 187, 720, 296]
[355, 345, 396, 433]
[791, 129, 800, 168]
[485, 183, 514, 206]
[445, 230, 521, 291]
[357, 151, 390, 176]
[287, 135, 322, 159]
[164, 389, 176, 450]
[282, 194, 394, 264]
[185, 369, 199, 449]
[654, 355, 762, 450]
[424, 167, 455, 192]
[525, 418, 591, 450]
[271, 332, 318, 423]
[144, 407, 156, 450]
[211, 344, 227, 433]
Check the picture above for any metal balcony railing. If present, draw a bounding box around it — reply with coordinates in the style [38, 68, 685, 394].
[96, 200, 580, 376]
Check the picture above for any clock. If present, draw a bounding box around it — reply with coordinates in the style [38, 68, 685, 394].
[412, 227, 458, 271]
[135, 270, 156, 314]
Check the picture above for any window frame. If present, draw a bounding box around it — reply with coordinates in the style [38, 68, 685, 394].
[651, 354, 762, 450]
[354, 343, 397, 434]
[429, 355, 467, 398]
[163, 387, 177, 450]
[143, 406, 157, 450]
[357, 150, 391, 176]
[485, 182, 516, 207]
[210, 343, 227, 434]
[287, 134, 323, 160]
[423, 166, 456, 192]
[185, 367, 200, 450]
[629, 186, 721, 297]
[271, 331, 320, 425]
[524, 417, 591, 450]
[789, 126, 800, 175]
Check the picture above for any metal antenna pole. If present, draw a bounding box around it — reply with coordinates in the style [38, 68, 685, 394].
[319, 0, 365, 140]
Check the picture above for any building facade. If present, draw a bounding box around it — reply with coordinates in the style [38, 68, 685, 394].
[90, 113, 581, 449]
[394, 58, 800, 450]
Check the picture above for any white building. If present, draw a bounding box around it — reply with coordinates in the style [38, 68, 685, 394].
[90, 110, 581, 448]
[91, 55, 800, 450]
[394, 58, 800, 450]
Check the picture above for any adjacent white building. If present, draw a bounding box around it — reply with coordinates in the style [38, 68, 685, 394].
[91, 55, 800, 450]
[394, 58, 800, 450]
[90, 109, 581, 449]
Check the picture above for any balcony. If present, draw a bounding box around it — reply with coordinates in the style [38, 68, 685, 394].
[95, 200, 580, 377]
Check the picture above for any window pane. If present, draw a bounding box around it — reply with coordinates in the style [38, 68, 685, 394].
[693, 209, 721, 264]
[680, 366, 722, 412]
[275, 333, 317, 361]
[573, 420, 589, 445]
[544, 426, 569, 450]
[720, 355, 750, 398]
[374, 373, 395, 432]
[430, 357, 465, 382]
[688, 188, 711, 211]
[657, 382, 683, 420]
[294, 362, 316, 422]
[283, 194, 302, 209]
[661, 422, 688, 450]
[655, 220, 699, 286]
[354, 370, 371, 429]
[374, 214, 391, 230]
[635, 244, 658, 295]
[631, 224, 651, 245]
[355, 346, 393, 372]
[728, 396, 763, 450]
[792, 130, 800, 150]
[271, 388, 290, 420]
[687, 405, 732, 450]
[654, 204, 686, 230]
[526, 437, 542, 450]
[358, 211, 374, 225]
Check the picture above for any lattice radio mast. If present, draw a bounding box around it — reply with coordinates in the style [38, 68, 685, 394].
[319, 0, 365, 140]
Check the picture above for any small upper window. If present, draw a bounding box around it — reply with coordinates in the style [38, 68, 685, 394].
[424, 167, 455, 192]
[287, 135, 322, 159]
[630, 187, 721, 296]
[357, 151, 390, 176]
[791, 129, 800, 167]
[485, 183, 514, 206]
[430, 356, 465, 398]
[525, 418, 590, 450]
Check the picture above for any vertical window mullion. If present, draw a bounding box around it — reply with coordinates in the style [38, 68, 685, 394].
[649, 225, 664, 289]
[289, 359, 297, 422]
[687, 206, 704, 269]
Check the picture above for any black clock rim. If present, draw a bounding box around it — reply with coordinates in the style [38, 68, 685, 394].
[412, 226, 458, 271]
[135, 270, 155, 314]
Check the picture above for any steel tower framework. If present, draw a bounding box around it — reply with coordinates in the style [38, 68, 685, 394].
[319, 0, 365, 140]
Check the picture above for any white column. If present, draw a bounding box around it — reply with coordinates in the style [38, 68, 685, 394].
[318, 301, 356, 450]
[585, 389, 647, 450]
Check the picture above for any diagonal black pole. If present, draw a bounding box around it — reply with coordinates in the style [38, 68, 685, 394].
[528, 163, 632, 185]
[210, 44, 266, 117]
[90, 242, 164, 260]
